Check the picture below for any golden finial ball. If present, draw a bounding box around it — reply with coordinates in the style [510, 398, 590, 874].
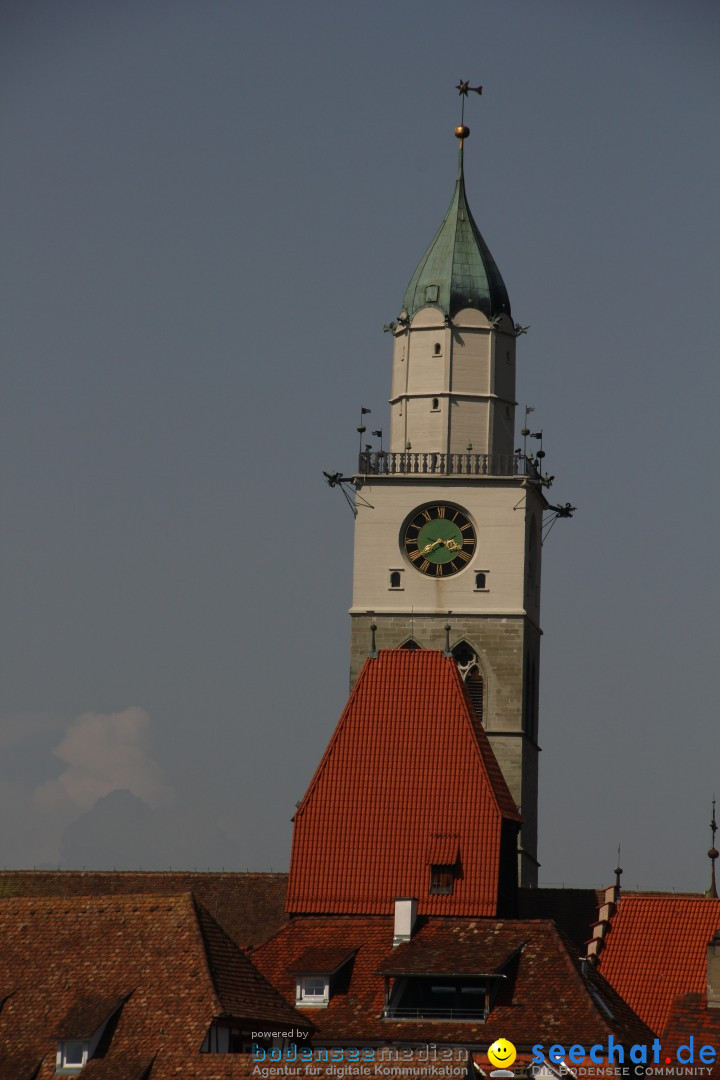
[454, 125, 470, 140]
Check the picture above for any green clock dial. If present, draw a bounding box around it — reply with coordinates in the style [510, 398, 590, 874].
[402, 503, 476, 576]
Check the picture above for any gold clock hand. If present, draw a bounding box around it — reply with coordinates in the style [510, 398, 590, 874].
[443, 538, 461, 552]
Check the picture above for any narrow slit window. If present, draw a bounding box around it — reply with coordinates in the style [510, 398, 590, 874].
[431, 398, 439, 411]
[433, 342, 442, 356]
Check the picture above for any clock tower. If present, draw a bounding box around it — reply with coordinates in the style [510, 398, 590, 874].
[349, 125, 547, 886]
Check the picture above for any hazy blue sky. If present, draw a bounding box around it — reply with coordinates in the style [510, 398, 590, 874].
[1, 0, 719, 891]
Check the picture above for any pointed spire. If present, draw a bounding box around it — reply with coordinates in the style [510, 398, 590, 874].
[401, 88, 510, 323]
[706, 797, 718, 899]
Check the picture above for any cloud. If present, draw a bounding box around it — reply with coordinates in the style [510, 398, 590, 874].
[0, 706, 251, 870]
[33, 707, 173, 814]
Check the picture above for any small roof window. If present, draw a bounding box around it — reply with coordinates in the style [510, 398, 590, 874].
[292, 947, 356, 1009]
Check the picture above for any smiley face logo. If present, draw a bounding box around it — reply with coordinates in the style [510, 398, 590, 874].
[487, 1039, 517, 1070]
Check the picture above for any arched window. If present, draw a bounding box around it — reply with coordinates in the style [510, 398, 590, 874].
[475, 572, 486, 590]
[431, 398, 439, 411]
[451, 641, 484, 726]
[389, 570, 402, 589]
[433, 342, 442, 356]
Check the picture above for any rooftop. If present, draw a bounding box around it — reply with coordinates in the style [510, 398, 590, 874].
[0, 893, 308, 1080]
[597, 893, 720, 1035]
[401, 146, 511, 322]
[254, 914, 653, 1048]
[286, 649, 521, 917]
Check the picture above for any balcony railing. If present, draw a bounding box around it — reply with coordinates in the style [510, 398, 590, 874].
[382, 1007, 488, 1021]
[357, 450, 539, 480]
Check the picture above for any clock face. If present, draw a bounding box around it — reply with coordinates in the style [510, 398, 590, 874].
[402, 503, 476, 576]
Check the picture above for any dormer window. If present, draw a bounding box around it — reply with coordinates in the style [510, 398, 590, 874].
[430, 864, 456, 895]
[56, 1039, 88, 1072]
[296, 975, 329, 1006]
[54, 994, 127, 1074]
[426, 834, 460, 896]
[291, 947, 356, 1009]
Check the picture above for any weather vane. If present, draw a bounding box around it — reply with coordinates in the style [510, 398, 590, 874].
[456, 80, 483, 136]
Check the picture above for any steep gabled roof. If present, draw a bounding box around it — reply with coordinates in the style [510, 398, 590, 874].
[286, 650, 521, 916]
[195, 901, 303, 1025]
[597, 894, 720, 1035]
[0, 893, 308, 1078]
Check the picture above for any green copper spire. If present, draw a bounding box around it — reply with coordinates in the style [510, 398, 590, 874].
[401, 143, 511, 322]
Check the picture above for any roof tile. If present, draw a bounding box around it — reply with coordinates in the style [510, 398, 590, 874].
[286, 650, 520, 916]
[597, 894, 720, 1034]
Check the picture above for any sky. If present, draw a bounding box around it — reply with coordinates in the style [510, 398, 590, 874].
[1, 0, 719, 891]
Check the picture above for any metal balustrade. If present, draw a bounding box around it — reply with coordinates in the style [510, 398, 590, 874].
[357, 450, 539, 480]
[382, 1006, 488, 1020]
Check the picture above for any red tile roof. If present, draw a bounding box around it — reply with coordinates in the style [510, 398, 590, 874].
[0, 893, 308, 1080]
[290, 947, 357, 974]
[254, 914, 654, 1047]
[425, 833, 460, 865]
[376, 921, 524, 975]
[0, 870, 288, 949]
[662, 993, 720, 1078]
[597, 894, 720, 1035]
[286, 650, 521, 916]
[53, 993, 128, 1038]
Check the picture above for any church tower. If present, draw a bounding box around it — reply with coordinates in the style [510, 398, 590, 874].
[349, 122, 547, 886]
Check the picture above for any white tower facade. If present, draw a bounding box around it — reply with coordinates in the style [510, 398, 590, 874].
[349, 138, 546, 886]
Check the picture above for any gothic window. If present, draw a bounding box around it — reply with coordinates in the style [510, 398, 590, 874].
[451, 641, 484, 726]
[465, 673, 484, 727]
[400, 638, 421, 650]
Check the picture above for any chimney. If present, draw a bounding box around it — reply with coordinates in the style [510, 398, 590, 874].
[707, 931, 720, 1008]
[393, 897, 417, 946]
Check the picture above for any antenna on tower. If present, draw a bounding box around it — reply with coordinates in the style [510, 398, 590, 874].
[614, 845, 623, 893]
[706, 797, 718, 899]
